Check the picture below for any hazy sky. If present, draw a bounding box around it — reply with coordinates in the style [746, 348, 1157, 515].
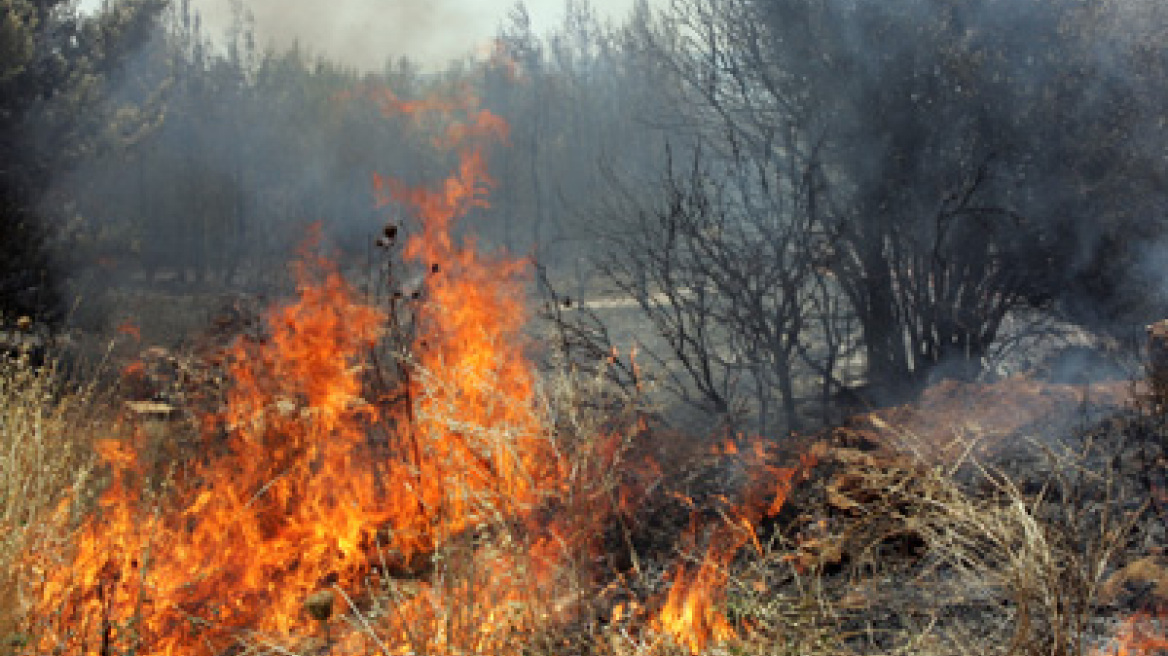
[81, 0, 652, 70]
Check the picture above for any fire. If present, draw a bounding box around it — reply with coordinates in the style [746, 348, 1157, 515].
[649, 442, 818, 653]
[652, 536, 738, 654]
[17, 80, 820, 656]
[24, 247, 388, 655]
[1107, 614, 1168, 655]
[17, 86, 574, 656]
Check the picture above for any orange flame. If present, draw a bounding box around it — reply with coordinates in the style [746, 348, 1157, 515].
[1107, 613, 1168, 656]
[19, 81, 821, 656]
[19, 87, 577, 656]
[652, 538, 738, 654]
[649, 441, 818, 653]
[25, 246, 388, 655]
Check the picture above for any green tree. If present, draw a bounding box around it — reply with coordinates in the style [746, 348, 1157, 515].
[0, 0, 164, 326]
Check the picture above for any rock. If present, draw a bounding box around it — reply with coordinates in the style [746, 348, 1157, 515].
[1099, 556, 1168, 607]
[305, 590, 335, 621]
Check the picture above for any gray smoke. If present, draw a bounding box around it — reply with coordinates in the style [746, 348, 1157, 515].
[138, 0, 654, 70]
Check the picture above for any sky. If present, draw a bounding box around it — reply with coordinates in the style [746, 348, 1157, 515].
[79, 0, 653, 70]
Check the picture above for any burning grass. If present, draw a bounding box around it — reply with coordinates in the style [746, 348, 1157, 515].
[7, 82, 1168, 656]
[7, 299, 1168, 656]
[4, 84, 819, 656]
[8, 248, 816, 656]
[0, 349, 121, 651]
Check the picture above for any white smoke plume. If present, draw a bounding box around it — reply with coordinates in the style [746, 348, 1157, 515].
[82, 0, 655, 69]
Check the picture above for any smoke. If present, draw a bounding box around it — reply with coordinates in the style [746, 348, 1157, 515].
[211, 0, 497, 68]
[162, 0, 651, 70]
[47, 0, 1168, 403]
[41, 0, 671, 347]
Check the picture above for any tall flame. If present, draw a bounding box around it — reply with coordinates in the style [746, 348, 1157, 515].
[19, 85, 573, 656]
[25, 245, 388, 655]
[370, 84, 554, 543]
[18, 82, 819, 656]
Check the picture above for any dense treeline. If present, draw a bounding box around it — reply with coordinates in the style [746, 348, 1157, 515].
[1, 0, 165, 326]
[7, 0, 1168, 433]
[46, 0, 668, 297]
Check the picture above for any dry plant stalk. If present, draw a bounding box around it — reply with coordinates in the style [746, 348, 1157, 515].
[0, 354, 106, 644]
[1146, 320, 1168, 414]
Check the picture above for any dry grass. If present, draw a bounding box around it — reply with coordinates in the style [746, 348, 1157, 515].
[281, 381, 1152, 656]
[808, 419, 1146, 656]
[170, 360, 653, 656]
[0, 351, 112, 647]
[0, 337, 1158, 656]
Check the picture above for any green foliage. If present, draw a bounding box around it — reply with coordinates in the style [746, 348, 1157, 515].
[0, 0, 165, 327]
